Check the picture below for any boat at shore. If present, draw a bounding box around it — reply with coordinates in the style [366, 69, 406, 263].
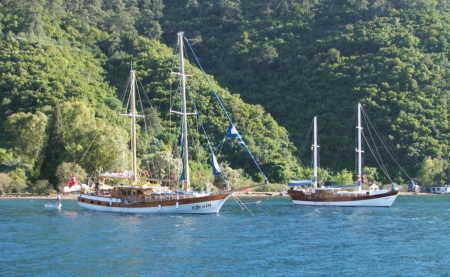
[287, 104, 404, 207]
[77, 32, 269, 214]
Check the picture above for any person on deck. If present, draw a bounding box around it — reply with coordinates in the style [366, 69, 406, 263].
[95, 182, 100, 195]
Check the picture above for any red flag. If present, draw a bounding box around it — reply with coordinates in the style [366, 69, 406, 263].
[68, 174, 77, 188]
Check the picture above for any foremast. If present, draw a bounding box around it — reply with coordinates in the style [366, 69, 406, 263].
[120, 65, 143, 184]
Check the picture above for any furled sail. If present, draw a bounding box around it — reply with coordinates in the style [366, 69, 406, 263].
[288, 177, 316, 187]
[211, 152, 222, 176]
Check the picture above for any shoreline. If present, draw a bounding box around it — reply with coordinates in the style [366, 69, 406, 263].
[0, 191, 440, 200]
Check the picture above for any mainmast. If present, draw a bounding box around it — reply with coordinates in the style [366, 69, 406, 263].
[178, 32, 190, 192]
[356, 103, 363, 191]
[130, 69, 137, 184]
[313, 116, 319, 188]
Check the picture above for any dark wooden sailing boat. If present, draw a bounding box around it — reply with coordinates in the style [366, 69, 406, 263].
[288, 105, 401, 207]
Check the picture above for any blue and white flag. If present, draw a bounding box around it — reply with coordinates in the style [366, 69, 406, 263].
[226, 124, 245, 146]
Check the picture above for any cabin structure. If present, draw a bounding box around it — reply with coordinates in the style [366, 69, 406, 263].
[429, 185, 450, 194]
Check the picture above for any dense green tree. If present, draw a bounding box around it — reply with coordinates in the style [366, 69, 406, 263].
[30, 179, 55, 195]
[59, 101, 129, 175]
[0, 173, 12, 195]
[3, 111, 48, 164]
[8, 168, 27, 194]
[40, 105, 65, 185]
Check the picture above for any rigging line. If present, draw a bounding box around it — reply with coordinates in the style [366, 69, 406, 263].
[330, 108, 357, 172]
[216, 139, 225, 156]
[119, 71, 131, 109]
[361, 111, 390, 178]
[187, 80, 227, 182]
[360, 106, 413, 181]
[184, 36, 268, 181]
[186, 81, 203, 166]
[80, 130, 100, 162]
[298, 119, 313, 165]
[361, 131, 393, 183]
[184, 37, 233, 128]
[232, 195, 254, 215]
[296, 156, 305, 168]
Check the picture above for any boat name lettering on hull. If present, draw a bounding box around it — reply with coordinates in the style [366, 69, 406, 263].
[192, 203, 212, 210]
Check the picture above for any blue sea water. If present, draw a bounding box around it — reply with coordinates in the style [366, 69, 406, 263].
[1, 195, 450, 277]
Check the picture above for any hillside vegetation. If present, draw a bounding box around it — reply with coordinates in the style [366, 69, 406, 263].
[0, 0, 449, 193]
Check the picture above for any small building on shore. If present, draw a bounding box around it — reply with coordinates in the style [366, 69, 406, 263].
[429, 185, 450, 194]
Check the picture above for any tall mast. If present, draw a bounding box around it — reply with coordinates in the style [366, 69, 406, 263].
[130, 68, 138, 184]
[120, 65, 143, 184]
[313, 116, 319, 188]
[178, 32, 190, 192]
[356, 103, 363, 191]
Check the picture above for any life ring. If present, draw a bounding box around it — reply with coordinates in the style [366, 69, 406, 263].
[170, 172, 176, 179]
[119, 171, 123, 176]
[143, 169, 149, 176]
[195, 171, 201, 178]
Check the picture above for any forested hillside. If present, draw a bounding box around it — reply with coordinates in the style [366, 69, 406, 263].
[0, 0, 449, 194]
[0, 0, 301, 194]
[161, 0, 450, 185]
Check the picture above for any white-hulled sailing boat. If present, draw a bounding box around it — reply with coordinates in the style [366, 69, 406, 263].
[77, 32, 236, 214]
[287, 104, 401, 207]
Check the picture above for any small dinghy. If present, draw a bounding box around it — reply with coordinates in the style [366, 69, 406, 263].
[44, 203, 62, 209]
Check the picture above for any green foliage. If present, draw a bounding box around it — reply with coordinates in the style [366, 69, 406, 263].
[8, 168, 27, 194]
[416, 156, 446, 185]
[253, 183, 287, 193]
[363, 166, 379, 184]
[145, 151, 182, 180]
[217, 161, 246, 190]
[40, 104, 65, 185]
[4, 111, 48, 164]
[2, 0, 450, 188]
[0, 148, 12, 164]
[332, 169, 354, 185]
[30, 179, 55, 195]
[59, 101, 129, 175]
[157, 0, 450, 186]
[0, 172, 12, 194]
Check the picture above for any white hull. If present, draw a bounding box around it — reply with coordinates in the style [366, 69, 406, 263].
[77, 193, 233, 214]
[291, 194, 398, 207]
